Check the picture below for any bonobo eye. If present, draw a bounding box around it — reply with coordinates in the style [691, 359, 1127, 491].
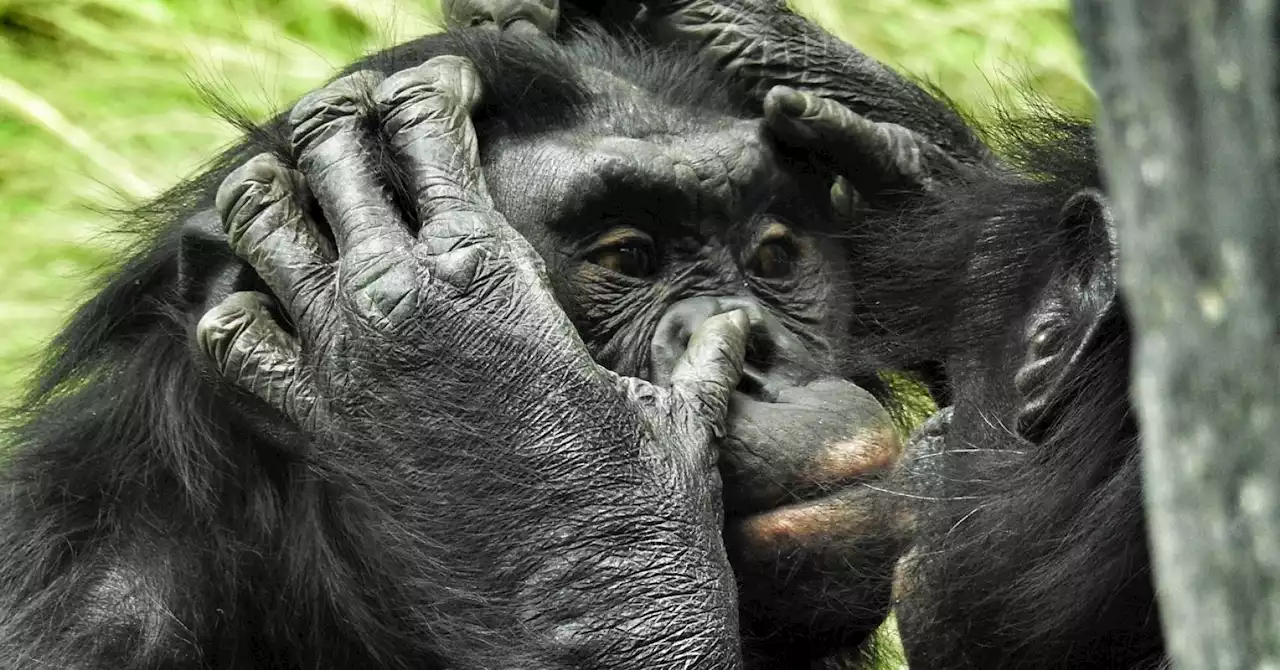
[585, 227, 659, 278]
[749, 223, 800, 279]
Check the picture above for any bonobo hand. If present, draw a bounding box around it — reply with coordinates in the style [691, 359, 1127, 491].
[441, 0, 560, 37]
[195, 55, 748, 667]
[439, 0, 979, 207]
[630, 0, 993, 162]
[625, 0, 986, 207]
[762, 87, 970, 208]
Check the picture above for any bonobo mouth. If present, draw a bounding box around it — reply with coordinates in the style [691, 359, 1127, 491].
[716, 377, 909, 658]
[717, 378, 904, 546]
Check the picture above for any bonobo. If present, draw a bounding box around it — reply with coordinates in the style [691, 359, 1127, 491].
[0, 25, 907, 670]
[492, 1, 1164, 668]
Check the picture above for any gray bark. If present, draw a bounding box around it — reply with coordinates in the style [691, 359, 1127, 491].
[1071, 1, 1280, 668]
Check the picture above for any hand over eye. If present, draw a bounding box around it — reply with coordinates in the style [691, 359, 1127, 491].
[193, 55, 750, 667]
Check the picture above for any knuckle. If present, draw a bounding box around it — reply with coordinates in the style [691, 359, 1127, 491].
[424, 55, 482, 110]
[215, 155, 283, 231]
[215, 156, 304, 246]
[421, 208, 500, 251]
[375, 73, 456, 136]
[440, 0, 471, 24]
[346, 257, 421, 325]
[374, 57, 481, 134]
[290, 70, 385, 152]
[195, 293, 268, 365]
[673, 387, 726, 435]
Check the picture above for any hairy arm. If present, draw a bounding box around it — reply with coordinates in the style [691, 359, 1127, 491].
[196, 55, 749, 668]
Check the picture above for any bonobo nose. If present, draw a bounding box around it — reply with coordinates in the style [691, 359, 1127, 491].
[650, 296, 819, 399]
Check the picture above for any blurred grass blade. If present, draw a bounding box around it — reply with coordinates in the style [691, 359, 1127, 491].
[0, 74, 155, 202]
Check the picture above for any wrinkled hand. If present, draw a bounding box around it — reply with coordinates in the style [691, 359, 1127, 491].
[441, 0, 560, 37]
[437, 0, 978, 211]
[195, 54, 749, 667]
[627, 0, 986, 207]
[631, 0, 991, 160]
[762, 86, 972, 209]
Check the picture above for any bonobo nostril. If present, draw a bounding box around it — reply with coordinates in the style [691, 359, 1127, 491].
[649, 296, 818, 397]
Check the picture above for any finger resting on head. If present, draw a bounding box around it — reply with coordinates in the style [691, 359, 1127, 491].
[289, 70, 413, 259]
[764, 87, 911, 185]
[215, 154, 335, 323]
[196, 291, 304, 414]
[375, 56, 494, 234]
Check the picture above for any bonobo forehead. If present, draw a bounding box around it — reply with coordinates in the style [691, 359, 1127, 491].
[484, 115, 786, 238]
[479, 58, 810, 234]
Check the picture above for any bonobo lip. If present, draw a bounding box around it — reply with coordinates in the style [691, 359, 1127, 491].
[717, 379, 904, 529]
[724, 424, 901, 541]
[726, 484, 893, 553]
[730, 407, 952, 552]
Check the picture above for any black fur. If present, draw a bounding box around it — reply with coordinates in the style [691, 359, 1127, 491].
[1, 14, 1171, 669]
[845, 113, 1166, 669]
[0, 27, 753, 669]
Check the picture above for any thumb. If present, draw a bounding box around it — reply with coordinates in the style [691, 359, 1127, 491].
[668, 309, 750, 438]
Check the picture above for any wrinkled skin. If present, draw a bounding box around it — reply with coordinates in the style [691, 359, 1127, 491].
[200, 32, 909, 667]
[196, 56, 756, 668]
[473, 55, 905, 664]
[0, 20, 915, 670]
[450, 0, 993, 397]
[462, 4, 1164, 669]
[426, 2, 980, 664]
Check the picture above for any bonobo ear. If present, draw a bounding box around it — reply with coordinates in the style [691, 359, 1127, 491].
[177, 209, 260, 319]
[1013, 188, 1118, 439]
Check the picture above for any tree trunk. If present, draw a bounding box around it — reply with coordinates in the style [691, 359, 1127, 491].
[1071, 1, 1280, 667]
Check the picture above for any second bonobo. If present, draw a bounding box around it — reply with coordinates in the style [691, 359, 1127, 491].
[200, 28, 906, 666]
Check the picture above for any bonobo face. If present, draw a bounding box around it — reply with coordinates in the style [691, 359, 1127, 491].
[486, 118, 845, 385]
[483, 72, 905, 660]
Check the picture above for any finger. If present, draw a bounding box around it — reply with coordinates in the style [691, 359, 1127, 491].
[500, 0, 560, 36]
[290, 70, 414, 259]
[442, 0, 561, 34]
[374, 56, 495, 232]
[636, 0, 747, 51]
[670, 309, 750, 437]
[441, 0, 489, 29]
[451, 0, 562, 33]
[196, 292, 318, 426]
[764, 86, 938, 195]
[215, 153, 335, 327]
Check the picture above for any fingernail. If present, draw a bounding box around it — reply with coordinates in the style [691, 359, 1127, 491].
[832, 177, 858, 218]
[765, 86, 807, 118]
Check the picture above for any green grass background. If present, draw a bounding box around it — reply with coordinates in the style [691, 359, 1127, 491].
[0, 0, 1090, 406]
